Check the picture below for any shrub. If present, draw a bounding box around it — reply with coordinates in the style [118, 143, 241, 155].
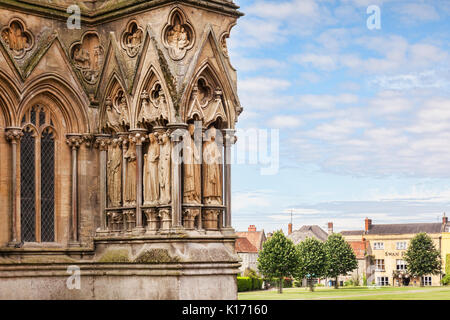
[252, 277, 263, 290]
[344, 280, 353, 286]
[293, 280, 302, 287]
[283, 278, 293, 288]
[442, 274, 450, 286]
[237, 277, 252, 292]
[316, 283, 325, 287]
[447, 254, 450, 275]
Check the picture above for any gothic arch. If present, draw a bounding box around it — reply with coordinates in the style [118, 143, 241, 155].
[0, 69, 20, 126]
[18, 74, 89, 133]
[183, 62, 230, 128]
[100, 73, 130, 133]
[135, 65, 173, 128]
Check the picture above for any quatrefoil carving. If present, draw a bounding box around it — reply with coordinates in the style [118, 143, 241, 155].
[121, 20, 144, 57]
[1, 18, 34, 59]
[162, 8, 195, 61]
[70, 32, 104, 84]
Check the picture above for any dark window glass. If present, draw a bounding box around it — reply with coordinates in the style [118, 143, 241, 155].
[39, 110, 46, 127]
[40, 129, 55, 242]
[30, 108, 36, 125]
[20, 129, 36, 242]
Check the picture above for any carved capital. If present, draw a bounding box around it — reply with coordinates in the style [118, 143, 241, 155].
[5, 127, 23, 144]
[94, 134, 111, 151]
[66, 134, 83, 149]
[82, 134, 95, 148]
[128, 130, 147, 146]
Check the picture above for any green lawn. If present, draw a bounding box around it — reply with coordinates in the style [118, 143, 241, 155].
[238, 286, 450, 300]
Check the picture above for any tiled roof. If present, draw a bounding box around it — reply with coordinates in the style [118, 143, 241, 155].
[235, 237, 258, 253]
[341, 230, 364, 236]
[236, 231, 266, 251]
[367, 223, 443, 235]
[288, 225, 328, 244]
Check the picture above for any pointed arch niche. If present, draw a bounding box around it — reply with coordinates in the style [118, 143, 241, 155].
[185, 65, 228, 128]
[136, 68, 171, 130]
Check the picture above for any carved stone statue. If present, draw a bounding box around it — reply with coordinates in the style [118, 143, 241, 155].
[107, 140, 122, 207]
[118, 94, 130, 127]
[144, 133, 160, 205]
[159, 133, 171, 205]
[203, 127, 222, 205]
[183, 124, 201, 204]
[105, 97, 121, 132]
[124, 142, 137, 206]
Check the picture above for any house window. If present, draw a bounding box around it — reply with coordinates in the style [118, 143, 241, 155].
[375, 259, 385, 271]
[396, 242, 407, 250]
[20, 106, 55, 242]
[422, 276, 432, 286]
[377, 277, 389, 286]
[373, 242, 384, 250]
[396, 259, 407, 270]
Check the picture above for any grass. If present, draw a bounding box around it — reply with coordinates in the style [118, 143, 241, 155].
[238, 285, 450, 300]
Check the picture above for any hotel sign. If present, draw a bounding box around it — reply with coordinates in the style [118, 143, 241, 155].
[385, 251, 406, 257]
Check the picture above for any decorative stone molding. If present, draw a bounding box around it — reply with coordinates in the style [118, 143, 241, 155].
[162, 8, 195, 60]
[66, 134, 84, 149]
[5, 127, 23, 143]
[183, 208, 200, 230]
[121, 20, 143, 57]
[1, 18, 34, 59]
[70, 31, 104, 84]
[94, 134, 111, 151]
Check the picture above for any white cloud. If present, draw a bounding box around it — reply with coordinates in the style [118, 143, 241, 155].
[268, 115, 302, 128]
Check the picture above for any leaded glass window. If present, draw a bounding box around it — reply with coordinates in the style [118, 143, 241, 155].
[20, 105, 55, 242]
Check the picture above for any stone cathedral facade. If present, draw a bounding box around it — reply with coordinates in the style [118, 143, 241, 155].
[0, 0, 243, 299]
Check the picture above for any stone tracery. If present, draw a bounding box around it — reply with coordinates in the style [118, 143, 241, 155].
[1, 18, 33, 59]
[162, 8, 195, 60]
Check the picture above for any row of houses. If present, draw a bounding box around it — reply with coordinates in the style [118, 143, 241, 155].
[236, 215, 450, 287]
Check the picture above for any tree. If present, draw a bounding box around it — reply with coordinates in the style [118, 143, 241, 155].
[295, 237, 327, 291]
[404, 233, 441, 286]
[324, 233, 358, 289]
[257, 231, 299, 294]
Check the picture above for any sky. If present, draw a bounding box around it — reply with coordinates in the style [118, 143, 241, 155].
[227, 0, 450, 234]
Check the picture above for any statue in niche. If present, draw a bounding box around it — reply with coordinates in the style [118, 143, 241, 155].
[139, 84, 169, 126]
[159, 133, 171, 205]
[167, 23, 189, 55]
[118, 93, 130, 127]
[122, 22, 143, 57]
[71, 33, 104, 83]
[203, 127, 222, 205]
[107, 140, 122, 207]
[183, 124, 201, 204]
[144, 133, 160, 205]
[124, 142, 137, 206]
[1, 20, 33, 58]
[105, 97, 121, 132]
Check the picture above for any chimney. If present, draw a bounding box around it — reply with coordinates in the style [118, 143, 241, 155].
[443, 213, 448, 225]
[327, 222, 333, 234]
[288, 223, 293, 235]
[365, 218, 372, 232]
[248, 225, 256, 232]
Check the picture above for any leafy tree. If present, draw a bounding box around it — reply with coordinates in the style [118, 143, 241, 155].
[295, 237, 327, 291]
[324, 233, 358, 289]
[404, 233, 441, 286]
[257, 231, 299, 293]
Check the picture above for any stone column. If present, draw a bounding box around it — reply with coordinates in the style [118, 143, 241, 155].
[66, 134, 83, 245]
[5, 127, 23, 246]
[223, 129, 236, 230]
[169, 124, 187, 230]
[95, 134, 111, 235]
[129, 129, 147, 234]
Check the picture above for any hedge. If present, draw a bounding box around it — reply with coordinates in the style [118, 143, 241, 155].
[237, 276, 263, 292]
[446, 254, 450, 275]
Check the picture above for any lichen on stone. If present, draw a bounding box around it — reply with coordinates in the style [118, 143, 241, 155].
[133, 249, 180, 264]
[98, 249, 130, 263]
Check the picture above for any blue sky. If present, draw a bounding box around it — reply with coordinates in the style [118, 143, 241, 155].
[227, 0, 450, 234]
